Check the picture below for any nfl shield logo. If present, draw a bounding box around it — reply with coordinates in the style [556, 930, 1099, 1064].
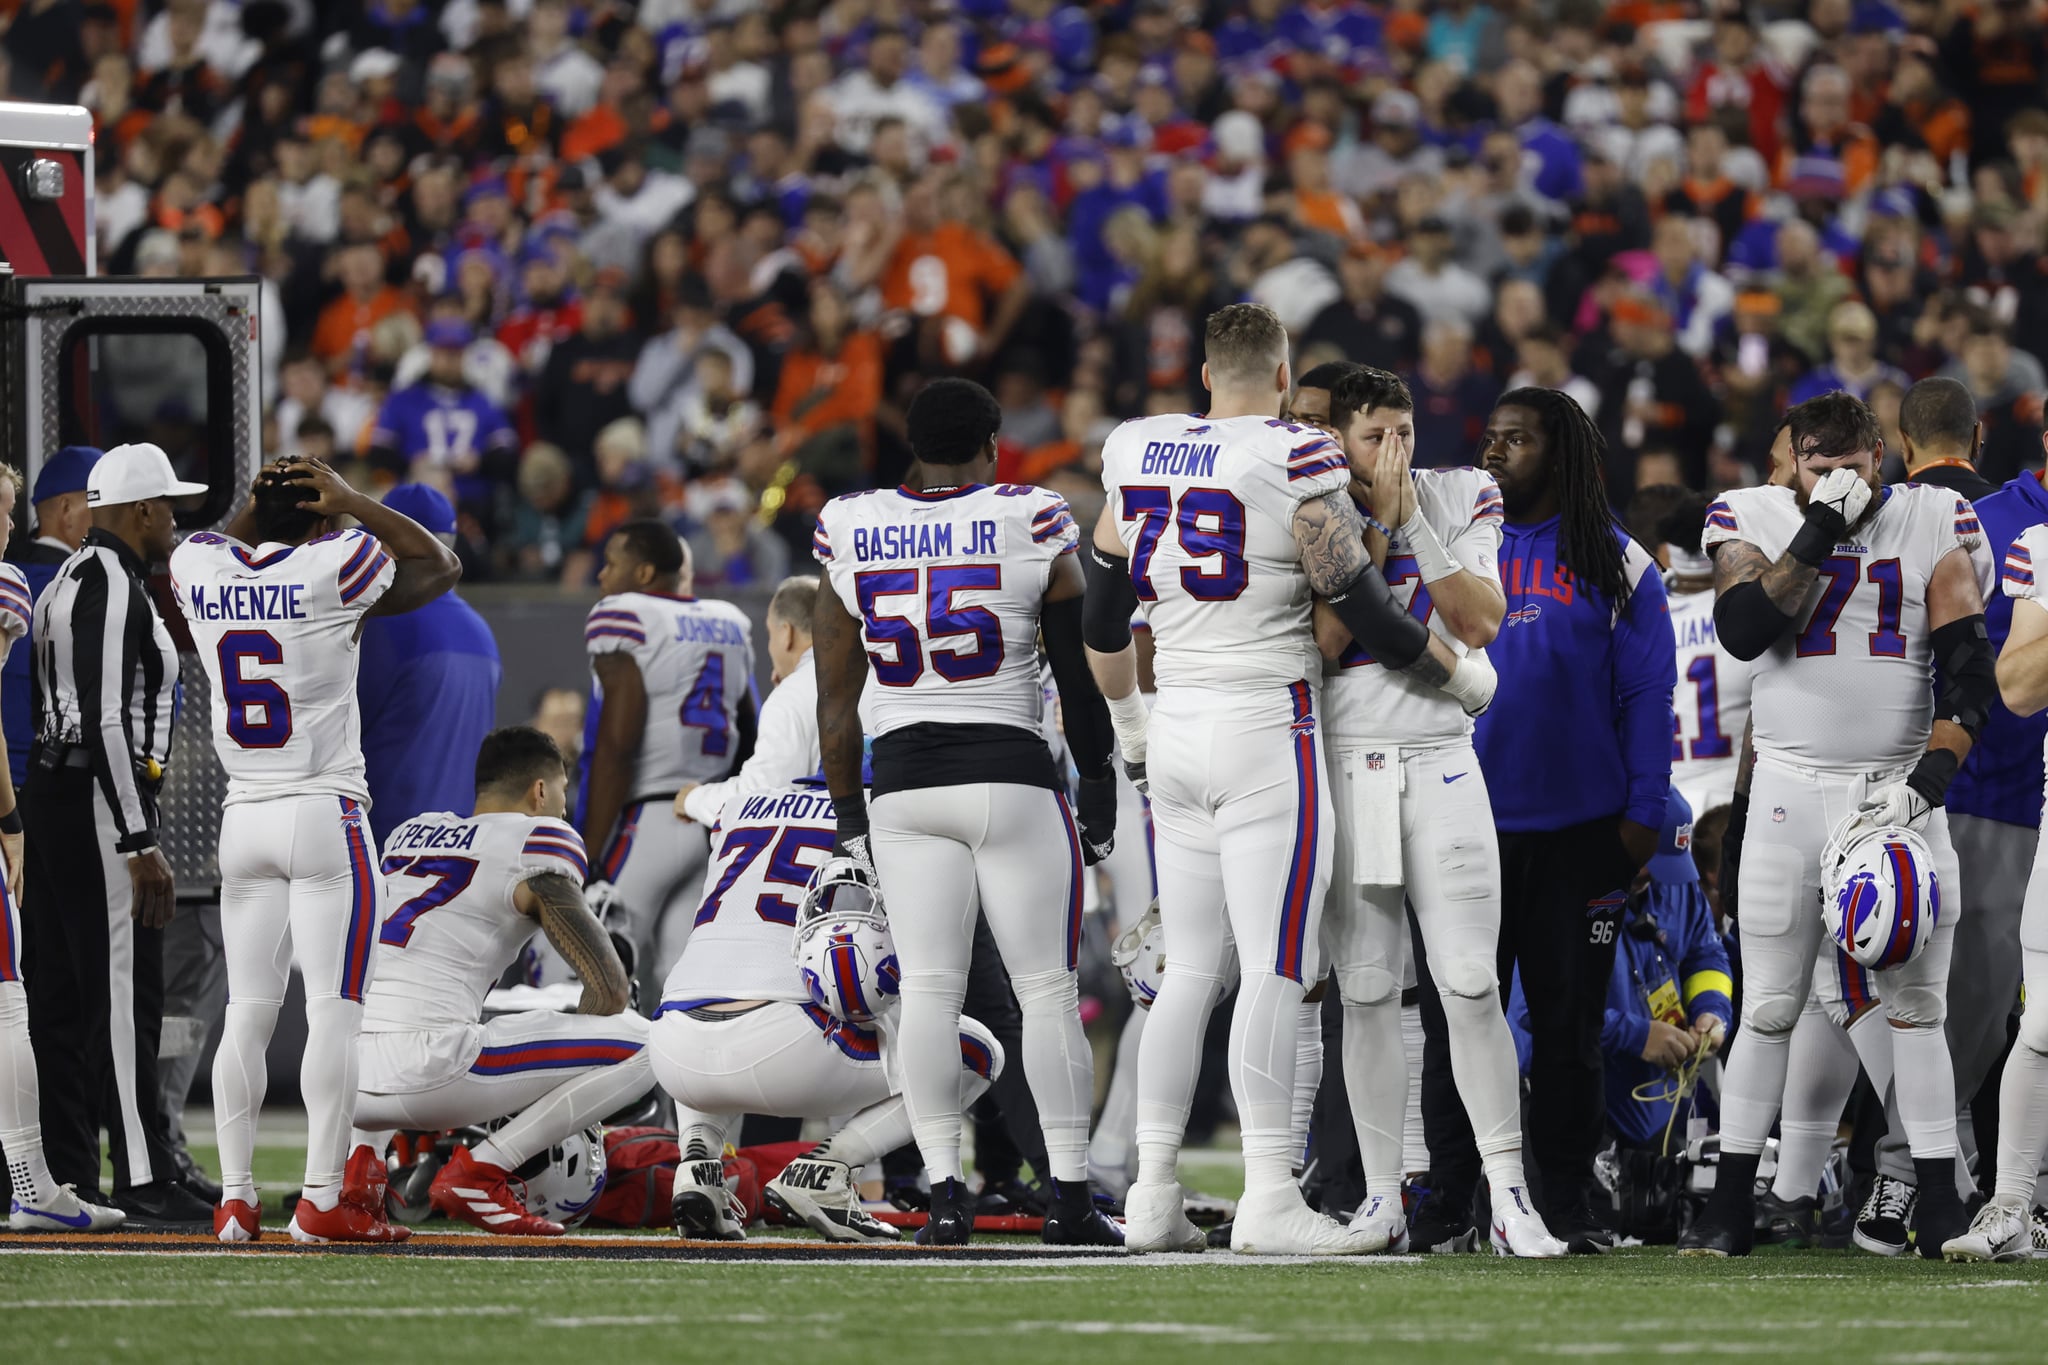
[1366, 753, 1386, 771]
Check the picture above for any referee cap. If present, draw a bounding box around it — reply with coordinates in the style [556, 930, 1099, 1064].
[87, 443, 209, 507]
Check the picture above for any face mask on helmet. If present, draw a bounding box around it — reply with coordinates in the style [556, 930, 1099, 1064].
[794, 856, 898, 1025]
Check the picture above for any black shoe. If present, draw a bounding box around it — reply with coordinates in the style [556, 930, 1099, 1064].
[1754, 1190, 1818, 1247]
[884, 1177, 930, 1213]
[1205, 1218, 1232, 1249]
[1853, 1174, 1915, 1257]
[1408, 1185, 1478, 1255]
[1552, 1197, 1616, 1255]
[1677, 1205, 1754, 1258]
[172, 1148, 223, 1206]
[915, 1178, 971, 1246]
[1912, 1162, 1969, 1261]
[976, 1177, 1048, 1218]
[112, 1179, 214, 1230]
[1041, 1181, 1124, 1247]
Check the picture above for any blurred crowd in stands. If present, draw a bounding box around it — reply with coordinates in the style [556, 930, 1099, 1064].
[13, 0, 2048, 583]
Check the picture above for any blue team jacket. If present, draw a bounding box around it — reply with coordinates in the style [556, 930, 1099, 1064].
[2, 544, 67, 785]
[1476, 517, 1677, 833]
[1942, 473, 2048, 829]
[357, 592, 502, 848]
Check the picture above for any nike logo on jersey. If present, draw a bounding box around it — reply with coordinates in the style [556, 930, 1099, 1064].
[1443, 773, 1466, 784]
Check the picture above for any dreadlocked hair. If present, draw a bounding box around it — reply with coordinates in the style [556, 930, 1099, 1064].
[1496, 386, 1632, 607]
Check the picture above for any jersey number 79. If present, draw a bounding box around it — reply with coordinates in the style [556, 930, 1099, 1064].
[1122, 487, 1248, 601]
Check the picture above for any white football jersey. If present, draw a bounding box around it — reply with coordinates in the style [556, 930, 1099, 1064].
[659, 782, 839, 1006]
[364, 811, 590, 1032]
[1098, 412, 1351, 692]
[585, 591, 755, 795]
[813, 482, 1077, 737]
[1322, 468, 1503, 746]
[170, 529, 396, 803]
[0, 562, 29, 663]
[1667, 584, 1753, 816]
[1701, 484, 1991, 770]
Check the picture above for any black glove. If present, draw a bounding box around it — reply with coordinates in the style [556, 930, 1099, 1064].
[1720, 789, 1748, 922]
[1077, 772, 1117, 866]
[1123, 758, 1149, 798]
[834, 798, 875, 879]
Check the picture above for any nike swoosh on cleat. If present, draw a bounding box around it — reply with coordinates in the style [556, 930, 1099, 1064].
[29, 1203, 96, 1229]
[1443, 773, 1466, 784]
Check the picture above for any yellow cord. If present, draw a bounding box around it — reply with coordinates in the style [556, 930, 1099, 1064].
[1629, 1032, 1714, 1157]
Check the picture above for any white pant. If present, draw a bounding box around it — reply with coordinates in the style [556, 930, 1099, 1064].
[871, 779, 1091, 1184]
[353, 1009, 652, 1169]
[598, 798, 711, 1003]
[1992, 826, 2048, 1204]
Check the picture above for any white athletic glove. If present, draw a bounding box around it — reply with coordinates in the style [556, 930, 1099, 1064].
[1442, 649, 1498, 718]
[584, 879, 622, 927]
[1857, 781, 1933, 833]
[1808, 466, 1873, 534]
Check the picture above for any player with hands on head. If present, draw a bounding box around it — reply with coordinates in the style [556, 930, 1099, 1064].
[1680, 391, 1993, 1260]
[811, 376, 1120, 1247]
[172, 457, 460, 1243]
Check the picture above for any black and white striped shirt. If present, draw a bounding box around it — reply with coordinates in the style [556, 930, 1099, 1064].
[32, 529, 179, 852]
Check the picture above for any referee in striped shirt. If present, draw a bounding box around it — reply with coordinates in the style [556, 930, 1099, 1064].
[22, 444, 213, 1228]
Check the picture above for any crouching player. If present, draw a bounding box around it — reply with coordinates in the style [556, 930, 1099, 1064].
[649, 779, 1004, 1243]
[346, 728, 650, 1237]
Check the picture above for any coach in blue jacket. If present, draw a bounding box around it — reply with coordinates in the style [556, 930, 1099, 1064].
[2, 446, 100, 785]
[357, 484, 502, 846]
[1421, 389, 1676, 1253]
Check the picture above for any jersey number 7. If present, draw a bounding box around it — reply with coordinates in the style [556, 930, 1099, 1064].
[377, 856, 480, 947]
[1122, 487, 1248, 601]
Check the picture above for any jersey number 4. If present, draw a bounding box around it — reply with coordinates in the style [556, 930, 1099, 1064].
[219, 631, 292, 749]
[694, 825, 837, 927]
[854, 565, 1004, 686]
[1795, 556, 1905, 659]
[680, 656, 731, 756]
[378, 856, 480, 947]
[1122, 487, 1248, 601]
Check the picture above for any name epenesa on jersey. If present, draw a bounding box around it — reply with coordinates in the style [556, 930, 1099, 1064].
[852, 520, 1001, 562]
[184, 582, 309, 622]
[384, 820, 483, 852]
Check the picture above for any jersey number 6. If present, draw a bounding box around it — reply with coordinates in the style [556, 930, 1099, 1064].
[219, 631, 293, 749]
[1122, 486, 1248, 601]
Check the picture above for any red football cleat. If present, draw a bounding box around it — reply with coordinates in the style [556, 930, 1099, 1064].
[288, 1196, 412, 1244]
[215, 1199, 262, 1243]
[341, 1145, 392, 1222]
[428, 1146, 566, 1236]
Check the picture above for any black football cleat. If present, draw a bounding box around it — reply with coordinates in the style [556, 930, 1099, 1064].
[915, 1178, 972, 1247]
[112, 1179, 215, 1232]
[1677, 1207, 1754, 1258]
[1912, 1164, 1970, 1261]
[1041, 1180, 1125, 1247]
[1754, 1190, 1819, 1247]
[977, 1177, 1048, 1217]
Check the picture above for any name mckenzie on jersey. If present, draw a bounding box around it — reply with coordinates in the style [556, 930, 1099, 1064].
[185, 582, 309, 621]
[853, 520, 1001, 562]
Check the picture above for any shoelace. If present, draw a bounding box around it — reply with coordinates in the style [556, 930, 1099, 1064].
[1863, 1177, 1912, 1224]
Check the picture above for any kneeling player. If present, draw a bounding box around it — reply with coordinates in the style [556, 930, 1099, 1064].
[649, 780, 1003, 1244]
[347, 728, 650, 1237]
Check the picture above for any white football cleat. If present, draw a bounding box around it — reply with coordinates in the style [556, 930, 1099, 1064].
[764, 1157, 900, 1244]
[1488, 1186, 1567, 1258]
[9, 1185, 125, 1233]
[1231, 1186, 1382, 1256]
[1942, 1200, 2031, 1263]
[1350, 1192, 1409, 1252]
[670, 1157, 746, 1241]
[1123, 1179, 1205, 1253]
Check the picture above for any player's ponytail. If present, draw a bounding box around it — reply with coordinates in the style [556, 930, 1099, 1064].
[1499, 387, 1632, 608]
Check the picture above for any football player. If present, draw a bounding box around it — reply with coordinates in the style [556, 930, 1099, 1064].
[1312, 367, 1564, 1257]
[172, 460, 459, 1243]
[650, 779, 1003, 1243]
[1640, 488, 1754, 818]
[1945, 521, 2048, 1259]
[581, 521, 756, 1003]
[350, 727, 646, 1236]
[1681, 392, 1994, 1258]
[813, 377, 1120, 1246]
[1084, 304, 1493, 1254]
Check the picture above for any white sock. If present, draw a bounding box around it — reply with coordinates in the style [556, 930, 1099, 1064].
[1133, 967, 1226, 1187]
[1291, 998, 1323, 1170]
[1087, 1006, 1145, 1179]
[300, 995, 364, 1193]
[814, 1098, 911, 1171]
[1996, 1041, 2048, 1208]
[213, 999, 280, 1205]
[1342, 998, 1406, 1195]
[1843, 1004, 1897, 1099]
[1717, 1021, 1790, 1157]
[896, 968, 970, 1182]
[1012, 967, 1093, 1183]
[0, 982, 58, 1204]
[1401, 1001, 1428, 1175]
[675, 1111, 734, 1162]
[1231, 971, 1306, 1195]
[1440, 985, 1527, 1189]
[1891, 1022, 1960, 1160]
[472, 1052, 654, 1171]
[1772, 1006, 1860, 1200]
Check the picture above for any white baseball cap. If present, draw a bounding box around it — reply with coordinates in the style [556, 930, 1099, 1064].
[86, 443, 210, 507]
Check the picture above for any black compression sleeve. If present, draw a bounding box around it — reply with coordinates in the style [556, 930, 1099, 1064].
[1932, 613, 1995, 739]
[1082, 544, 1138, 653]
[1713, 579, 1795, 661]
[1327, 559, 1431, 672]
[1043, 594, 1115, 778]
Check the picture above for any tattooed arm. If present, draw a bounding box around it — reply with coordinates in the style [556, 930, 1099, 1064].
[515, 873, 632, 1015]
[1710, 537, 1814, 661]
[1293, 489, 1462, 690]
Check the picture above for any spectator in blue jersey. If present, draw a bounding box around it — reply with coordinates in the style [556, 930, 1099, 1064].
[2, 445, 99, 786]
[1412, 387, 1676, 1257]
[356, 483, 504, 848]
[368, 318, 519, 520]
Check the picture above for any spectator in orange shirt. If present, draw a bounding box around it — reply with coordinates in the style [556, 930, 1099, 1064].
[880, 169, 1032, 371]
[1776, 65, 1878, 195]
[772, 279, 884, 484]
[312, 241, 414, 379]
[1873, 48, 1970, 170]
[1286, 122, 1367, 245]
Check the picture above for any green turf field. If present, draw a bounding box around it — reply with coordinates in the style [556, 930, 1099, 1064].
[14, 1125, 2048, 1364]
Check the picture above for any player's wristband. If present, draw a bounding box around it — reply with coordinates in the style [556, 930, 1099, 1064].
[1788, 511, 1843, 568]
[0, 808, 19, 835]
[1399, 510, 1461, 585]
[1906, 748, 1961, 808]
[834, 796, 870, 842]
[1441, 649, 1497, 716]
[1106, 689, 1150, 765]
